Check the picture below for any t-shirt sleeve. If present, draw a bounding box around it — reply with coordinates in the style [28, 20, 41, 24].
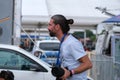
[70, 40, 86, 60]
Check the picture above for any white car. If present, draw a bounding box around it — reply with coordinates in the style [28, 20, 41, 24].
[32, 40, 60, 66]
[0, 44, 55, 80]
[0, 44, 93, 80]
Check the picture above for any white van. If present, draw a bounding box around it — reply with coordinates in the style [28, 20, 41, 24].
[32, 40, 60, 66]
[95, 24, 120, 55]
[93, 24, 120, 80]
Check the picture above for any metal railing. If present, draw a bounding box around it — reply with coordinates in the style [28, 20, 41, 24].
[87, 51, 120, 80]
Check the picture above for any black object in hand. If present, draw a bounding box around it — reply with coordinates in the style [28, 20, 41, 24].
[51, 67, 65, 80]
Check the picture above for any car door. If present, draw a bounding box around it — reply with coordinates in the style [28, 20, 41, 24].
[0, 48, 53, 80]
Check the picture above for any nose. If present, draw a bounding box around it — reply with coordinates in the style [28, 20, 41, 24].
[47, 24, 51, 31]
[47, 26, 50, 31]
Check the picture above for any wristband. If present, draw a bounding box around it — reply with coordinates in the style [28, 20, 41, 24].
[71, 70, 75, 75]
[69, 70, 74, 77]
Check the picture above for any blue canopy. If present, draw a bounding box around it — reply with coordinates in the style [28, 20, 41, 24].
[103, 14, 120, 23]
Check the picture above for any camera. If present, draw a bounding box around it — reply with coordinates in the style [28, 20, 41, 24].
[51, 67, 65, 80]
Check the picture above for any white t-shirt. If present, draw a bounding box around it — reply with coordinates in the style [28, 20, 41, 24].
[60, 34, 87, 80]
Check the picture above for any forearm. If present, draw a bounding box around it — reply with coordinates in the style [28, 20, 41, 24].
[73, 55, 93, 74]
[61, 55, 92, 79]
[74, 62, 92, 74]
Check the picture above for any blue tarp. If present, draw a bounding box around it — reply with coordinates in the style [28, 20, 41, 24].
[103, 14, 120, 23]
[21, 35, 39, 39]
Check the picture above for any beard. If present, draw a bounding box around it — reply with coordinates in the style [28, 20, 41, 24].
[49, 31, 56, 37]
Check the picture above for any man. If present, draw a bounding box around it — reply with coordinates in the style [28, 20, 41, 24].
[48, 14, 92, 80]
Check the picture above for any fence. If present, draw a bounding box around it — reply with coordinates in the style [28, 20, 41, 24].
[87, 51, 120, 80]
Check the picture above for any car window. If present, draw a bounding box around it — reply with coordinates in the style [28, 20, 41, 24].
[39, 42, 59, 51]
[0, 48, 47, 72]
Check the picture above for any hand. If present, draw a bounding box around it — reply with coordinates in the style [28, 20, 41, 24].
[60, 68, 70, 80]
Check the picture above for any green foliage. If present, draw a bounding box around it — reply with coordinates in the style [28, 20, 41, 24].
[72, 31, 84, 39]
[86, 30, 96, 41]
[72, 30, 96, 41]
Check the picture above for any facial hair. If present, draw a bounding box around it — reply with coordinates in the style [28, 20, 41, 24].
[49, 30, 56, 37]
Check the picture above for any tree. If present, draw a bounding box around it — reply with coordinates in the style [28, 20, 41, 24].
[72, 30, 96, 41]
[72, 31, 84, 39]
[85, 30, 96, 41]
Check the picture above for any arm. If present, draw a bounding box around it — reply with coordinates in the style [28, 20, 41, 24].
[61, 55, 92, 80]
[73, 55, 92, 74]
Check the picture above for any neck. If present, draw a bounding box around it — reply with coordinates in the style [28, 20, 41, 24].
[57, 33, 68, 42]
[56, 34, 64, 41]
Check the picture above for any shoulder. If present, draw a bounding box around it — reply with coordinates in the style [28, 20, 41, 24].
[67, 35, 82, 44]
[67, 34, 78, 41]
[64, 35, 82, 50]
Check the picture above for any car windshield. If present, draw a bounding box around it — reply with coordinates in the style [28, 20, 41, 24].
[39, 42, 59, 51]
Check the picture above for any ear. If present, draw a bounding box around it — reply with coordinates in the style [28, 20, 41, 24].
[55, 24, 61, 31]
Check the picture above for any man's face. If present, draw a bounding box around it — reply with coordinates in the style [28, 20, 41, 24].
[48, 19, 56, 37]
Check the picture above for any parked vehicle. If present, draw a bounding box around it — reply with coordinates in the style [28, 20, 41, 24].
[92, 23, 120, 80]
[0, 43, 93, 80]
[0, 44, 55, 80]
[32, 40, 60, 66]
[96, 24, 120, 55]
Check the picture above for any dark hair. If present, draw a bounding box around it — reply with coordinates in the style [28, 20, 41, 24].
[0, 70, 14, 80]
[51, 14, 74, 34]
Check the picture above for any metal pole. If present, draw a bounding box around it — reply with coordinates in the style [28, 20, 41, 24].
[84, 30, 86, 47]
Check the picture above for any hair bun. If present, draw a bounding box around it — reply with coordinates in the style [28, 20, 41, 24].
[67, 19, 74, 24]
